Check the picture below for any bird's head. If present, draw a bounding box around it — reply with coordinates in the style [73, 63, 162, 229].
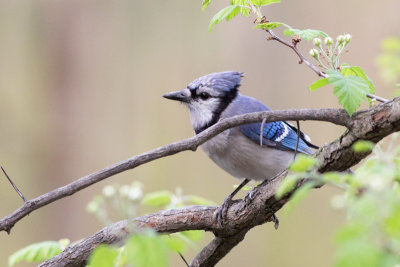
[163, 71, 243, 133]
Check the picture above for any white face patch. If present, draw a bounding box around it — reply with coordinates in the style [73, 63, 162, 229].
[186, 97, 221, 131]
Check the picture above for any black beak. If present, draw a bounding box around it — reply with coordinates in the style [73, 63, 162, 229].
[162, 90, 190, 102]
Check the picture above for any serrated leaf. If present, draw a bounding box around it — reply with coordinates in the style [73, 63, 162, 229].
[8, 241, 62, 266]
[341, 66, 375, 95]
[284, 28, 327, 41]
[289, 154, 317, 172]
[230, 0, 250, 17]
[142, 191, 172, 207]
[209, 5, 240, 31]
[309, 78, 329, 91]
[352, 140, 374, 153]
[327, 70, 370, 115]
[188, 195, 216, 206]
[275, 174, 299, 199]
[164, 236, 186, 252]
[254, 22, 283, 30]
[202, 0, 212, 10]
[250, 0, 280, 7]
[126, 230, 168, 267]
[88, 245, 119, 267]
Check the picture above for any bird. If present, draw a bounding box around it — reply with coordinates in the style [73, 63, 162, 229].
[163, 71, 317, 226]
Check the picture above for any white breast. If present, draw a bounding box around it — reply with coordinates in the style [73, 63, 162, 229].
[201, 128, 294, 181]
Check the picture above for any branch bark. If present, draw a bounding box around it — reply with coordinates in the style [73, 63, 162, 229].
[39, 97, 400, 267]
[0, 108, 350, 234]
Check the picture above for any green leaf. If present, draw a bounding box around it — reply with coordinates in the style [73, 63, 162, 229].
[275, 174, 299, 199]
[250, 0, 280, 6]
[381, 37, 400, 51]
[352, 140, 374, 153]
[230, 0, 250, 17]
[341, 66, 375, 94]
[335, 239, 381, 267]
[8, 241, 62, 266]
[327, 70, 369, 115]
[283, 182, 315, 214]
[209, 5, 240, 31]
[202, 0, 211, 11]
[254, 22, 283, 30]
[384, 208, 400, 240]
[187, 195, 216, 206]
[289, 154, 317, 172]
[322, 172, 346, 184]
[283, 28, 327, 41]
[164, 235, 186, 252]
[180, 230, 204, 242]
[142, 191, 172, 207]
[88, 245, 119, 267]
[125, 230, 168, 267]
[377, 37, 400, 84]
[309, 78, 329, 91]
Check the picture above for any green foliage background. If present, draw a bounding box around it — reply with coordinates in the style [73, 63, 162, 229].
[0, 0, 399, 266]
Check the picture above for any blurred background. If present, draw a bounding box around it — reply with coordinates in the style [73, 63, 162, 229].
[0, 0, 399, 266]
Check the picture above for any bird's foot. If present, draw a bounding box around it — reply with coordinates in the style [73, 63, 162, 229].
[216, 195, 233, 227]
[271, 213, 279, 230]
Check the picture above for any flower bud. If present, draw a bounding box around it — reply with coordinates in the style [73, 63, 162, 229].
[128, 187, 143, 201]
[313, 38, 321, 47]
[309, 48, 319, 58]
[86, 201, 99, 213]
[324, 37, 333, 46]
[119, 185, 130, 197]
[336, 35, 345, 45]
[344, 34, 352, 44]
[102, 185, 116, 198]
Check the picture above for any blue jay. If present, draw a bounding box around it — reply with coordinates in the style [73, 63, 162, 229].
[163, 71, 317, 225]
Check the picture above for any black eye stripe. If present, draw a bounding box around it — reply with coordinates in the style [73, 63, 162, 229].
[190, 88, 214, 99]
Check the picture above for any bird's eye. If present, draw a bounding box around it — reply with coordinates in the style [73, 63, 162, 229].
[199, 92, 210, 100]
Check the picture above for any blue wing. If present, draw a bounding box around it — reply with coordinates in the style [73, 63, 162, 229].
[227, 94, 316, 154]
[239, 121, 315, 155]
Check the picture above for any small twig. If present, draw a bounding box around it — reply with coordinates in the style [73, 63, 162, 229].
[294, 121, 300, 159]
[1, 167, 27, 202]
[265, 29, 389, 103]
[367, 93, 389, 103]
[259, 117, 267, 146]
[178, 252, 189, 267]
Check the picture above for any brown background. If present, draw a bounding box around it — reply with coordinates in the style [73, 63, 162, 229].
[0, 0, 399, 266]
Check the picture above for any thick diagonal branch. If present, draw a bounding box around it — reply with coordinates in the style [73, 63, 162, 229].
[0, 108, 350, 234]
[39, 97, 400, 267]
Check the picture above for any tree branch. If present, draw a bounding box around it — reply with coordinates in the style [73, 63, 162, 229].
[39, 97, 400, 267]
[0, 108, 351, 234]
[265, 29, 389, 103]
